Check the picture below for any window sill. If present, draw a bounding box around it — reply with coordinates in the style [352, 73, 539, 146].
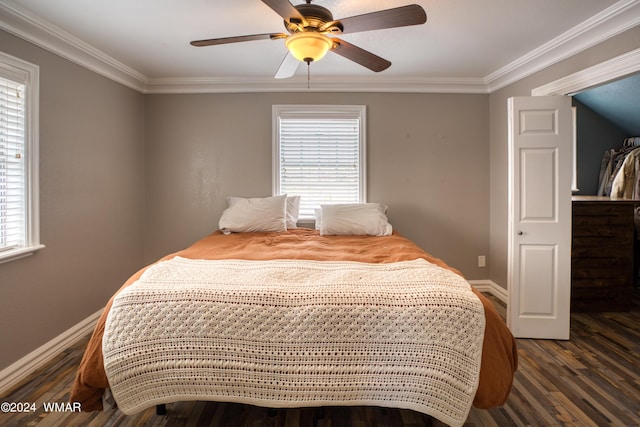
[0, 244, 45, 265]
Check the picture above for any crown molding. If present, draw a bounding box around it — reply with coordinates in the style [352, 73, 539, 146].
[486, 0, 640, 93]
[144, 76, 489, 94]
[1, 0, 639, 94]
[0, 1, 148, 92]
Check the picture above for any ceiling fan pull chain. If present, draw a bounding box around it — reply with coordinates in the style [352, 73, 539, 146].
[306, 59, 311, 89]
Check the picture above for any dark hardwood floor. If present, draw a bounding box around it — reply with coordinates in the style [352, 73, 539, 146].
[1, 292, 639, 426]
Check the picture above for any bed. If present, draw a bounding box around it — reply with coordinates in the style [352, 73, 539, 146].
[70, 202, 517, 427]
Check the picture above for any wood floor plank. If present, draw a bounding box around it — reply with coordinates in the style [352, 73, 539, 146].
[2, 291, 639, 426]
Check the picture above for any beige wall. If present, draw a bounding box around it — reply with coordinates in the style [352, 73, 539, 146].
[488, 26, 640, 289]
[0, 31, 145, 370]
[144, 92, 490, 276]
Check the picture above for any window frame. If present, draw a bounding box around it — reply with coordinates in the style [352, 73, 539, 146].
[272, 104, 367, 222]
[0, 51, 43, 264]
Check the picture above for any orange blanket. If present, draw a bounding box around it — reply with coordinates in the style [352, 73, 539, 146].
[70, 229, 517, 411]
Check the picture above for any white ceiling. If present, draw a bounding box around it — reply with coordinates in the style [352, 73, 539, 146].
[1, 0, 639, 93]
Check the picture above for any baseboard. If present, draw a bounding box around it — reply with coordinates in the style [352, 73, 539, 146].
[0, 308, 102, 396]
[468, 279, 508, 304]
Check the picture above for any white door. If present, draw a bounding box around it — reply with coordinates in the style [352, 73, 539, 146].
[507, 96, 573, 340]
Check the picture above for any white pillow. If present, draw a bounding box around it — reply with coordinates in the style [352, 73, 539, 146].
[286, 196, 301, 229]
[219, 195, 287, 234]
[319, 203, 393, 236]
[314, 208, 322, 230]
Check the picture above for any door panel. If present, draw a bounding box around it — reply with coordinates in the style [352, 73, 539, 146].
[507, 96, 572, 340]
[520, 148, 556, 221]
[519, 244, 556, 316]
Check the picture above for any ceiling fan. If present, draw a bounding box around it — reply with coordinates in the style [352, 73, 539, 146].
[190, 0, 427, 79]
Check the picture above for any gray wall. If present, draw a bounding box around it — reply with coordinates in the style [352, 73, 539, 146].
[144, 92, 490, 277]
[488, 25, 640, 289]
[0, 31, 145, 371]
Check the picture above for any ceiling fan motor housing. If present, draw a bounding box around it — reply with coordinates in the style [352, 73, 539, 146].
[286, 3, 342, 33]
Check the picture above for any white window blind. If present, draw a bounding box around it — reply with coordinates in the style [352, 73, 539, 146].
[273, 105, 366, 219]
[0, 52, 41, 264]
[0, 76, 24, 250]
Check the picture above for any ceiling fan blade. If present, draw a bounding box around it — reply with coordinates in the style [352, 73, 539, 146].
[275, 52, 300, 79]
[261, 0, 307, 26]
[190, 33, 287, 47]
[337, 4, 427, 34]
[331, 38, 391, 72]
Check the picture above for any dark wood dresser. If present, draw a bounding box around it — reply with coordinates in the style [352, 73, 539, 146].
[571, 196, 635, 312]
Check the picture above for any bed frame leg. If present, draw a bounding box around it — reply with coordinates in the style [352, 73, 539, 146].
[156, 404, 167, 415]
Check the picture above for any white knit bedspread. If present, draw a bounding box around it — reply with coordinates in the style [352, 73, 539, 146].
[103, 257, 485, 427]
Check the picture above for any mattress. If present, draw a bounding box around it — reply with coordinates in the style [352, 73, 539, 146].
[70, 228, 517, 422]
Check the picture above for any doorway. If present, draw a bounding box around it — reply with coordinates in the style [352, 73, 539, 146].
[531, 47, 640, 316]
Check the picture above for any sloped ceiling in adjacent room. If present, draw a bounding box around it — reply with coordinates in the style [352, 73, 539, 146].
[574, 73, 640, 137]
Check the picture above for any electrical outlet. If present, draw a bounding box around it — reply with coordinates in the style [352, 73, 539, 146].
[478, 255, 486, 268]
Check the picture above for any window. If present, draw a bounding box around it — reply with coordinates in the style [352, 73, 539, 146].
[0, 52, 42, 264]
[273, 105, 366, 220]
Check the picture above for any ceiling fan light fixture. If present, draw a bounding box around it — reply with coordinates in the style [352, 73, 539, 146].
[285, 32, 333, 63]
